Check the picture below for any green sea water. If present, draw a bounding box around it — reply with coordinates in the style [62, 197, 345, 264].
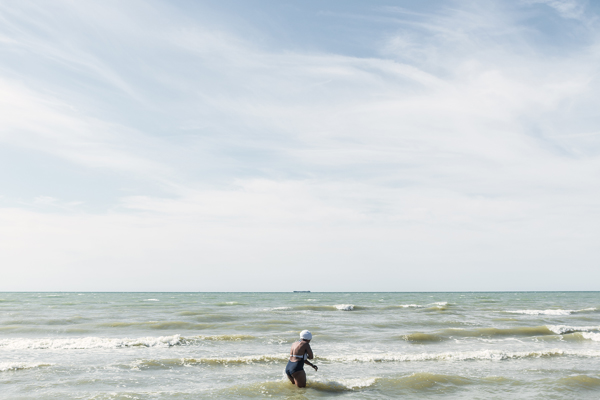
[1, 292, 600, 399]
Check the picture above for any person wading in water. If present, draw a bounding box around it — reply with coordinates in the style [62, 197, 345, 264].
[285, 330, 318, 388]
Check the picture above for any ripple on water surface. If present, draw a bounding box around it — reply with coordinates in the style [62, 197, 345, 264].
[2, 292, 600, 399]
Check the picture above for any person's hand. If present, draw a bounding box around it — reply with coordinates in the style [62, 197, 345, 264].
[313, 365, 318, 371]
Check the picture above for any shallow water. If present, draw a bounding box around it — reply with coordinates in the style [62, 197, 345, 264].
[1, 292, 600, 399]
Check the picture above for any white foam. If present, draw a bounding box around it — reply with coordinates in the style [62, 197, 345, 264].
[547, 325, 600, 335]
[309, 377, 378, 390]
[127, 349, 600, 367]
[270, 307, 291, 311]
[0, 335, 184, 350]
[399, 304, 423, 308]
[0, 362, 52, 372]
[510, 310, 572, 316]
[335, 304, 354, 311]
[144, 299, 160, 301]
[582, 332, 600, 342]
[175, 354, 289, 364]
[321, 348, 600, 363]
[431, 302, 448, 306]
[508, 308, 595, 316]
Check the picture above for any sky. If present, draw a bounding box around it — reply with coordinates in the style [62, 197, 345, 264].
[0, 0, 599, 291]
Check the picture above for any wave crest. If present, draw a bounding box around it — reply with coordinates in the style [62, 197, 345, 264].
[0, 362, 52, 372]
[0, 334, 253, 350]
[132, 355, 288, 369]
[0, 335, 185, 349]
[267, 305, 357, 312]
[507, 308, 596, 316]
[133, 349, 600, 368]
[581, 332, 600, 342]
[320, 349, 600, 362]
[547, 325, 600, 334]
[404, 326, 555, 342]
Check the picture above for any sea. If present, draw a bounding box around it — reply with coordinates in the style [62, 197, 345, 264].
[1, 292, 600, 399]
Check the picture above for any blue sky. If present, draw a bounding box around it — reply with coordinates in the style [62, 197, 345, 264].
[1, 0, 599, 291]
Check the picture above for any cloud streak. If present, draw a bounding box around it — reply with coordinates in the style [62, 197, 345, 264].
[0, 0, 599, 290]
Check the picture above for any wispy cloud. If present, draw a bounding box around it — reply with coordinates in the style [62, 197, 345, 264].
[0, 0, 598, 290]
[526, 0, 588, 20]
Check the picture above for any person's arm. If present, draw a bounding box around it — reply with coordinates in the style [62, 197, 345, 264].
[306, 344, 314, 360]
[303, 358, 318, 371]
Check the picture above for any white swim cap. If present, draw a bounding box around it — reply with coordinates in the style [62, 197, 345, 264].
[300, 330, 312, 340]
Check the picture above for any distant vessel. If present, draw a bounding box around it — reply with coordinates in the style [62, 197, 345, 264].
[293, 291, 310, 293]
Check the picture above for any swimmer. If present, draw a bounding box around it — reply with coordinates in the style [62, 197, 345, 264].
[285, 330, 318, 388]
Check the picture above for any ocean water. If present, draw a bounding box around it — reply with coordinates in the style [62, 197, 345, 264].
[1, 292, 600, 399]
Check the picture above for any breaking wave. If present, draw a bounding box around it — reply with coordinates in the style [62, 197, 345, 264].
[0, 362, 52, 372]
[198, 334, 255, 341]
[581, 332, 600, 342]
[546, 325, 600, 335]
[397, 304, 423, 308]
[423, 302, 450, 312]
[131, 355, 289, 368]
[507, 308, 596, 316]
[0, 334, 255, 350]
[321, 349, 600, 363]
[404, 325, 600, 342]
[127, 348, 600, 369]
[267, 305, 358, 312]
